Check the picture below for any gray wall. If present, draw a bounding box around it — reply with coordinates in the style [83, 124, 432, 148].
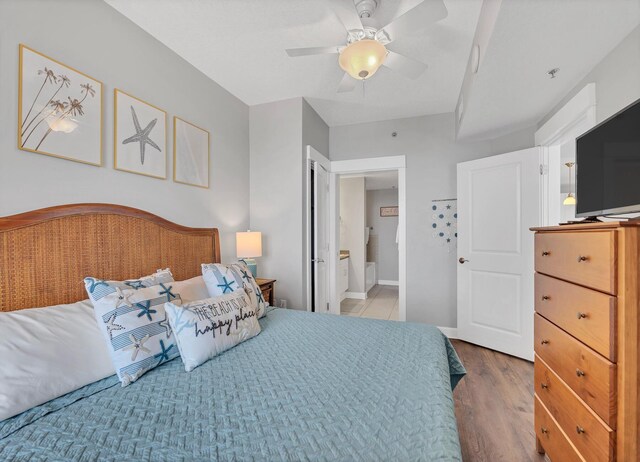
[366, 189, 399, 282]
[539, 25, 640, 127]
[0, 0, 250, 262]
[340, 177, 366, 294]
[250, 97, 329, 309]
[330, 113, 535, 327]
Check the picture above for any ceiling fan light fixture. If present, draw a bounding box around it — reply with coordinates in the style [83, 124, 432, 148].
[338, 39, 387, 80]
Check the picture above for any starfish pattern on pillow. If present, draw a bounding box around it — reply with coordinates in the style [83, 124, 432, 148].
[105, 313, 125, 340]
[123, 334, 151, 361]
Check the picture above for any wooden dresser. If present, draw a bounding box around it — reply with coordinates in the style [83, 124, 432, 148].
[532, 222, 639, 462]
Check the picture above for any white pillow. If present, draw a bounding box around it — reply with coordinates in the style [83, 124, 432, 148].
[201, 262, 267, 318]
[0, 300, 115, 421]
[172, 276, 210, 303]
[165, 288, 261, 372]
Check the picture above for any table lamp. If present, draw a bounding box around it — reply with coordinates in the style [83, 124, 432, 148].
[236, 231, 262, 277]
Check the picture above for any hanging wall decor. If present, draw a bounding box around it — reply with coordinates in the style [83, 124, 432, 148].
[114, 89, 167, 179]
[430, 198, 457, 252]
[18, 44, 102, 165]
[173, 116, 210, 188]
[380, 206, 399, 217]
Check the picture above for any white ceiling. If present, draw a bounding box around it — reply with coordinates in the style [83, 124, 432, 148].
[458, 0, 640, 140]
[105, 0, 483, 127]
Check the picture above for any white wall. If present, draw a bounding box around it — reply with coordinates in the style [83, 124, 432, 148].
[331, 113, 535, 327]
[366, 189, 399, 282]
[340, 177, 366, 294]
[250, 97, 329, 309]
[539, 25, 640, 127]
[0, 0, 250, 262]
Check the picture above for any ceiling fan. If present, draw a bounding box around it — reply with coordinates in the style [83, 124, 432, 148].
[285, 0, 448, 93]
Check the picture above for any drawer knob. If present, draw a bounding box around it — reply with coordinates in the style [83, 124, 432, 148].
[576, 426, 585, 435]
[577, 255, 588, 262]
[576, 369, 585, 377]
[540, 383, 549, 389]
[540, 339, 549, 345]
[541, 295, 550, 301]
[541, 427, 549, 434]
[541, 251, 550, 257]
[577, 312, 587, 319]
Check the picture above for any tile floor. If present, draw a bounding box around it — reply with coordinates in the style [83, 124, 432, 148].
[340, 284, 399, 320]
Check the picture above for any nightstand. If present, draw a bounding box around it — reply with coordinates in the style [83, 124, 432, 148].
[255, 278, 276, 306]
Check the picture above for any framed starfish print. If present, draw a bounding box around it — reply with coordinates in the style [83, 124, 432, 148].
[114, 89, 166, 179]
[173, 116, 210, 188]
[18, 44, 102, 165]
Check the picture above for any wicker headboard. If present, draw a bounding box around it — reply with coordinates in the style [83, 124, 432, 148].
[0, 203, 220, 312]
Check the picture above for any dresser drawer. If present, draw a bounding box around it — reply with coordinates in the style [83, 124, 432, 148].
[535, 396, 585, 462]
[534, 314, 616, 427]
[535, 273, 616, 361]
[535, 356, 614, 462]
[535, 231, 616, 294]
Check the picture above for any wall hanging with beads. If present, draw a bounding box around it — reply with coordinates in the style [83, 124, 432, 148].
[430, 198, 457, 252]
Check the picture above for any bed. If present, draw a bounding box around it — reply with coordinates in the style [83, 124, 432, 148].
[0, 204, 465, 461]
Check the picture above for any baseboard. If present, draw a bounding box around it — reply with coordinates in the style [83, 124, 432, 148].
[340, 292, 347, 302]
[437, 327, 458, 339]
[344, 291, 367, 300]
[378, 280, 399, 286]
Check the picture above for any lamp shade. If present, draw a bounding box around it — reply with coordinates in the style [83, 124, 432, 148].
[563, 193, 577, 205]
[236, 231, 262, 258]
[338, 39, 387, 80]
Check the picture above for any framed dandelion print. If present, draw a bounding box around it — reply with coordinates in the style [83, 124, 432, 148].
[173, 116, 210, 188]
[18, 44, 102, 165]
[114, 89, 167, 179]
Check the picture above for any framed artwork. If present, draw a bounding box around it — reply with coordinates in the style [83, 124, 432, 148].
[173, 116, 210, 188]
[18, 44, 102, 165]
[380, 206, 399, 217]
[114, 89, 167, 179]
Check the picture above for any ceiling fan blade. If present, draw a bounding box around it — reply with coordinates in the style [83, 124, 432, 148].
[379, 0, 448, 43]
[383, 51, 427, 79]
[286, 46, 342, 57]
[330, 0, 364, 32]
[337, 72, 357, 93]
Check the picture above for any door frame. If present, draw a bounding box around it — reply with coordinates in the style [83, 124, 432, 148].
[535, 83, 597, 226]
[329, 155, 407, 321]
[305, 146, 331, 311]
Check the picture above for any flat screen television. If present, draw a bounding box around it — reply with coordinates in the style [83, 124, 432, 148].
[576, 97, 640, 217]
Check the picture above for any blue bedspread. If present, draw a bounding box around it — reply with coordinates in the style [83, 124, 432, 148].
[0, 308, 465, 461]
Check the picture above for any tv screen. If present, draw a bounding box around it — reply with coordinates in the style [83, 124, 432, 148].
[576, 98, 640, 217]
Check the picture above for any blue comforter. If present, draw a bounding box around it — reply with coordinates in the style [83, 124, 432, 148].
[0, 308, 465, 461]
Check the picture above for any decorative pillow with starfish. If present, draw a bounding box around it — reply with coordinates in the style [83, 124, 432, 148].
[201, 262, 267, 318]
[84, 269, 182, 386]
[165, 286, 261, 372]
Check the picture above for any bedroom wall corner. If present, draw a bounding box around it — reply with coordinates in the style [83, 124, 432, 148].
[250, 98, 305, 309]
[0, 0, 250, 263]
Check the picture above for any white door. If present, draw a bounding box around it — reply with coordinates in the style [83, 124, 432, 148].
[313, 162, 330, 313]
[457, 148, 540, 361]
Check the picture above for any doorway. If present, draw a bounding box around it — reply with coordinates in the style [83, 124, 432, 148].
[339, 171, 400, 320]
[306, 151, 406, 320]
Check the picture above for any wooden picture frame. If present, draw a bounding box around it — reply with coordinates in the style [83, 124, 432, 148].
[114, 89, 167, 179]
[380, 206, 399, 217]
[173, 116, 210, 188]
[18, 44, 103, 166]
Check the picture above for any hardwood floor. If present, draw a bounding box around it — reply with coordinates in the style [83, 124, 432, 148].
[451, 340, 547, 462]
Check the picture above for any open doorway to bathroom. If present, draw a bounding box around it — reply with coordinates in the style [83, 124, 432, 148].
[339, 170, 399, 321]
